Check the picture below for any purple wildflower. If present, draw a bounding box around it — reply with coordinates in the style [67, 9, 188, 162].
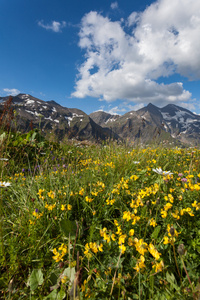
[181, 178, 187, 182]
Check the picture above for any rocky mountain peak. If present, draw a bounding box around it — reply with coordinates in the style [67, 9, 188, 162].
[0, 94, 120, 143]
[1, 93, 200, 146]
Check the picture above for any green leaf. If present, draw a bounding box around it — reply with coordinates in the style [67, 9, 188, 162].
[29, 131, 37, 142]
[57, 290, 66, 300]
[131, 295, 139, 299]
[43, 289, 57, 300]
[138, 169, 147, 176]
[166, 272, 180, 291]
[151, 225, 161, 240]
[166, 271, 175, 283]
[49, 271, 60, 286]
[63, 267, 76, 285]
[60, 218, 77, 238]
[28, 269, 44, 291]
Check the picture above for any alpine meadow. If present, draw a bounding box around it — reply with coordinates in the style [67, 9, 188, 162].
[0, 97, 200, 299]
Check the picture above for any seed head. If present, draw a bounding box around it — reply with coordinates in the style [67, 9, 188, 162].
[177, 244, 185, 256]
[169, 226, 175, 236]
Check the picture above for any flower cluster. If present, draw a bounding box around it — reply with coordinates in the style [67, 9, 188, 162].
[52, 244, 67, 262]
[84, 242, 103, 259]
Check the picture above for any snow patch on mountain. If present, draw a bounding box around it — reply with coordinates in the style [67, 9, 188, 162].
[25, 109, 34, 115]
[45, 116, 53, 122]
[105, 117, 117, 124]
[25, 99, 35, 105]
[161, 111, 198, 124]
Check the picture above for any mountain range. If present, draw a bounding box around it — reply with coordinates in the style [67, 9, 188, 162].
[0, 93, 200, 146]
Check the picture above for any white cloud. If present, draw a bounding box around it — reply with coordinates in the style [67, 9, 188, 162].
[38, 20, 66, 32]
[124, 103, 145, 111]
[3, 88, 20, 96]
[72, 0, 200, 109]
[179, 102, 196, 112]
[111, 2, 118, 10]
[107, 106, 125, 115]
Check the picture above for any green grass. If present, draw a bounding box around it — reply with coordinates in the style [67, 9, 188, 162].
[1, 130, 200, 299]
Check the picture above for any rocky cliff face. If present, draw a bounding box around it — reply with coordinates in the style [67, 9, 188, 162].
[90, 103, 200, 146]
[0, 94, 120, 142]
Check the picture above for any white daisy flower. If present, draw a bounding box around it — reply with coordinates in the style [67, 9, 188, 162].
[0, 181, 11, 188]
[152, 168, 173, 176]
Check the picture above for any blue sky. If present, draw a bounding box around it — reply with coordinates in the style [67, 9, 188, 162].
[1, 0, 200, 115]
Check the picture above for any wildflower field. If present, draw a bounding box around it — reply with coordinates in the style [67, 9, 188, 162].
[1, 131, 200, 299]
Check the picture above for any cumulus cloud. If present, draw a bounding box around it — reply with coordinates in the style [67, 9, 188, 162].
[3, 88, 20, 96]
[111, 2, 118, 10]
[38, 20, 66, 32]
[72, 0, 200, 109]
[178, 102, 196, 112]
[107, 107, 121, 115]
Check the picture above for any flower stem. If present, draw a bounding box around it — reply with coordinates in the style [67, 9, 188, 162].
[180, 257, 196, 299]
[172, 242, 182, 284]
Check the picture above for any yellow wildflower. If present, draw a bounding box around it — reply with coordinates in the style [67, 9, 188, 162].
[116, 226, 122, 235]
[149, 218, 157, 227]
[161, 209, 167, 218]
[119, 244, 126, 254]
[152, 260, 164, 272]
[61, 204, 65, 211]
[85, 196, 93, 203]
[123, 211, 132, 221]
[114, 220, 119, 226]
[134, 238, 148, 255]
[129, 229, 135, 236]
[130, 175, 139, 181]
[118, 234, 126, 245]
[164, 202, 173, 211]
[168, 194, 174, 203]
[128, 237, 134, 246]
[171, 210, 180, 220]
[67, 204, 72, 210]
[180, 207, 194, 216]
[148, 243, 161, 260]
[79, 188, 84, 196]
[89, 242, 98, 253]
[47, 190, 55, 199]
[111, 233, 116, 241]
[32, 211, 38, 217]
[99, 243, 103, 252]
[61, 275, 68, 284]
[58, 243, 67, 255]
[134, 255, 145, 272]
[132, 216, 140, 225]
[192, 201, 200, 210]
[163, 236, 170, 245]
